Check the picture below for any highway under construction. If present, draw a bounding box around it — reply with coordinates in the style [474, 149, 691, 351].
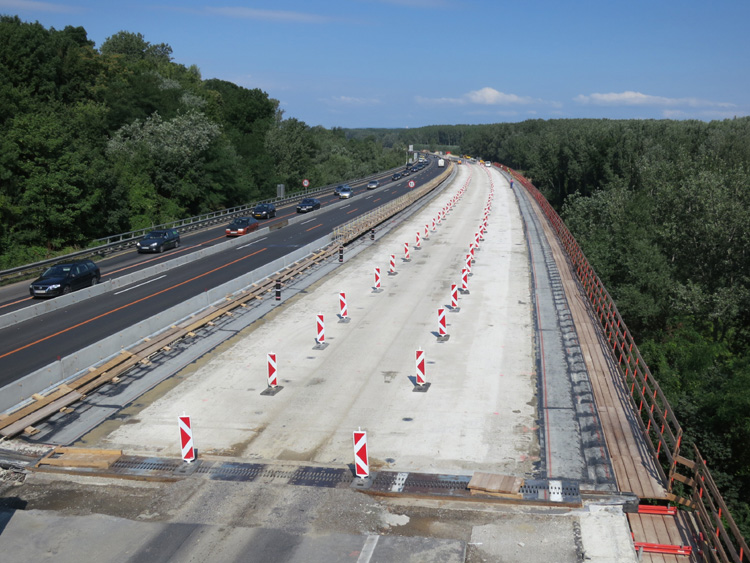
[0, 162, 726, 561]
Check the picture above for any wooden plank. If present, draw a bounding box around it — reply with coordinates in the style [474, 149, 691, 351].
[0, 392, 83, 438]
[468, 472, 522, 494]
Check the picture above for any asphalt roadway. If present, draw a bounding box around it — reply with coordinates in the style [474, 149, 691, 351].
[0, 162, 444, 385]
[0, 164, 638, 562]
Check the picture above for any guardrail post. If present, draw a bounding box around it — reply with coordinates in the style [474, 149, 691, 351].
[339, 246, 344, 263]
[275, 281, 281, 301]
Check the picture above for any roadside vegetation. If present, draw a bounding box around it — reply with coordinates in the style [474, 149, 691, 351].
[0, 16, 405, 269]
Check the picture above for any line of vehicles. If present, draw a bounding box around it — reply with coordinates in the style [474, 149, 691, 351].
[28, 160, 434, 299]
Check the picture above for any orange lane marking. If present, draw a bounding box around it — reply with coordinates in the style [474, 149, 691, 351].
[306, 224, 323, 232]
[373, 198, 381, 203]
[346, 208, 358, 215]
[0, 248, 268, 361]
[0, 296, 34, 310]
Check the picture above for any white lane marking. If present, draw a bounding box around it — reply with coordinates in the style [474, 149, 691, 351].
[341, 204, 351, 209]
[237, 237, 267, 249]
[365, 195, 373, 199]
[357, 535, 379, 563]
[301, 218, 315, 224]
[114, 275, 167, 295]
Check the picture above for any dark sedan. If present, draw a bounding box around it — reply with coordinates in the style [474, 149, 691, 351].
[29, 259, 101, 298]
[136, 229, 181, 253]
[296, 198, 321, 213]
[226, 217, 260, 236]
[252, 203, 276, 219]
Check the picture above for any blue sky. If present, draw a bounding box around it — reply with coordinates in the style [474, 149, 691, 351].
[3, 0, 748, 128]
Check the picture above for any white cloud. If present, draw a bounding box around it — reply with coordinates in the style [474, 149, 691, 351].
[575, 91, 734, 109]
[332, 96, 381, 106]
[417, 87, 543, 106]
[206, 7, 332, 23]
[0, 0, 77, 12]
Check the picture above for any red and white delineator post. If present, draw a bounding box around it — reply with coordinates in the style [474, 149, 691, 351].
[313, 314, 328, 350]
[261, 352, 283, 395]
[460, 267, 470, 294]
[465, 253, 472, 275]
[373, 267, 382, 292]
[432, 218, 436, 232]
[450, 283, 459, 311]
[267, 352, 278, 387]
[339, 292, 350, 322]
[415, 349, 426, 386]
[178, 414, 195, 462]
[415, 231, 421, 249]
[403, 242, 410, 262]
[437, 307, 449, 341]
[424, 224, 429, 239]
[388, 254, 397, 275]
[353, 428, 369, 478]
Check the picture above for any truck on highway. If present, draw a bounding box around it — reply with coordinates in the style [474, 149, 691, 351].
[438, 158, 445, 167]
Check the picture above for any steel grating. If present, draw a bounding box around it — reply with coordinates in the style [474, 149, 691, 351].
[288, 466, 352, 488]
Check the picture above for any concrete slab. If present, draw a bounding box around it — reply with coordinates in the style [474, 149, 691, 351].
[100, 166, 539, 477]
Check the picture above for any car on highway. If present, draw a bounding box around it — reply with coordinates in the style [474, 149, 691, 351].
[252, 203, 276, 219]
[29, 259, 101, 298]
[334, 184, 352, 196]
[338, 186, 353, 199]
[366, 180, 380, 189]
[391, 173, 401, 181]
[402, 169, 411, 177]
[225, 216, 260, 237]
[136, 229, 181, 253]
[296, 198, 321, 213]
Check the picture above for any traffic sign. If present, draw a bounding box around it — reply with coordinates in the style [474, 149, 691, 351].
[408, 180, 416, 189]
[302, 179, 310, 187]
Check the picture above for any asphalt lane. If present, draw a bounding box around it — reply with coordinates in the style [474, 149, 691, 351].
[0, 163, 444, 385]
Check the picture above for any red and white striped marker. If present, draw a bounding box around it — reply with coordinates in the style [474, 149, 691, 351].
[267, 352, 278, 387]
[179, 414, 195, 462]
[416, 349, 426, 385]
[404, 242, 410, 261]
[353, 429, 369, 478]
[438, 308, 447, 337]
[339, 292, 348, 320]
[461, 268, 469, 292]
[465, 253, 472, 273]
[451, 284, 458, 309]
[316, 314, 325, 343]
[432, 218, 436, 232]
[374, 267, 381, 289]
[474, 231, 481, 248]
[389, 254, 396, 274]
[469, 243, 476, 261]
[424, 224, 429, 239]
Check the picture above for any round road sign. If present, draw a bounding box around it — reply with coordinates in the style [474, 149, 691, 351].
[408, 180, 416, 189]
[302, 179, 310, 187]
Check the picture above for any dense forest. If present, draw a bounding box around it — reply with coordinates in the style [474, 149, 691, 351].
[359, 117, 750, 533]
[0, 16, 405, 269]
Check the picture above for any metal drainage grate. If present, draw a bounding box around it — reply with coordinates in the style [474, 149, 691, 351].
[371, 472, 472, 497]
[198, 462, 266, 482]
[110, 456, 182, 476]
[288, 466, 352, 488]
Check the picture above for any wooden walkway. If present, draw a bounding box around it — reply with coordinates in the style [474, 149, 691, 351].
[524, 190, 667, 501]
[521, 188, 703, 560]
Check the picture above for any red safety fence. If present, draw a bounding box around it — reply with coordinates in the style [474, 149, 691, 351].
[498, 164, 750, 563]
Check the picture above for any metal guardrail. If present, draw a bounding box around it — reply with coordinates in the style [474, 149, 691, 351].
[332, 164, 454, 245]
[0, 163, 414, 283]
